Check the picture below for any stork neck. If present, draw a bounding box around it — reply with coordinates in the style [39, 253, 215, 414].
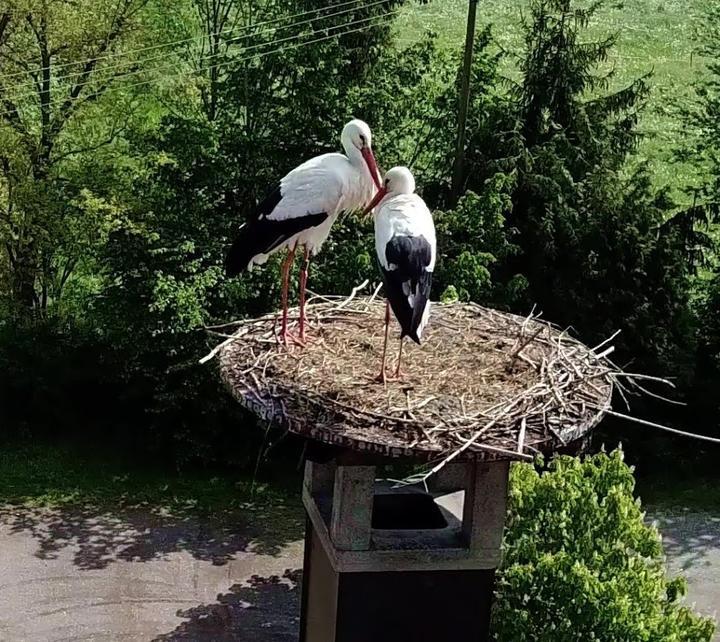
[349, 146, 379, 191]
[345, 143, 364, 168]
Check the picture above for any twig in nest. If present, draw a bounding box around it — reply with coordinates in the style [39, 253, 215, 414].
[213, 294, 618, 462]
[336, 279, 369, 309]
[518, 418, 527, 454]
[595, 406, 720, 444]
[609, 371, 676, 388]
[367, 281, 383, 307]
[423, 393, 529, 478]
[624, 379, 686, 406]
[199, 334, 238, 364]
[595, 346, 615, 360]
[592, 329, 621, 354]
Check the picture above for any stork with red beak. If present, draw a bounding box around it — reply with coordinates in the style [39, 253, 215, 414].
[365, 167, 436, 382]
[226, 119, 382, 344]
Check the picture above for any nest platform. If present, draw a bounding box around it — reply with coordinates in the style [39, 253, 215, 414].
[214, 294, 614, 463]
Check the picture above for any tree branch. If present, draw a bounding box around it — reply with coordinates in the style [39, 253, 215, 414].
[0, 13, 11, 46]
[5, 242, 17, 269]
[52, 123, 127, 162]
[53, 0, 149, 136]
[0, 97, 22, 130]
[57, 257, 78, 298]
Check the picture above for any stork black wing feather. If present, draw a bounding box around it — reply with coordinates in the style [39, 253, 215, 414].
[225, 184, 329, 276]
[381, 235, 433, 344]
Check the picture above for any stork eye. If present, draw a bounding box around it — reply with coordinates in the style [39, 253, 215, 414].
[359, 134, 366, 145]
[384, 178, 389, 186]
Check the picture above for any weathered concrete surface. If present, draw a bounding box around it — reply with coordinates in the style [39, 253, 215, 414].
[650, 509, 720, 638]
[0, 503, 717, 641]
[0, 505, 304, 641]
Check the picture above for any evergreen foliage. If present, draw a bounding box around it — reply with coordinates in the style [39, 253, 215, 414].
[679, 3, 720, 430]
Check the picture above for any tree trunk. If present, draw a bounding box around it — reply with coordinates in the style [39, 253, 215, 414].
[10, 249, 39, 313]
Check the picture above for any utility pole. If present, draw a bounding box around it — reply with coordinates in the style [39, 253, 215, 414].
[451, 0, 479, 205]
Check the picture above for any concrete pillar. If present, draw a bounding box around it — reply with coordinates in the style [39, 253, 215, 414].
[462, 460, 510, 557]
[300, 455, 511, 642]
[329, 465, 375, 552]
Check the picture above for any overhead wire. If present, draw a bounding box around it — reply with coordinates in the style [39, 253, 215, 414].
[3, 4, 706, 126]
[0, 0, 394, 96]
[0, 0, 378, 82]
[0, 8, 396, 107]
[2, 2, 712, 101]
[396, 8, 713, 63]
[0, 10, 399, 122]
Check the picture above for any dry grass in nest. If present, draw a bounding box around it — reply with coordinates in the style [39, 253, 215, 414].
[208, 286, 620, 465]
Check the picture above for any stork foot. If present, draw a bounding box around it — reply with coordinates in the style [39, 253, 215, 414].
[279, 330, 307, 349]
[298, 328, 317, 345]
[373, 369, 408, 384]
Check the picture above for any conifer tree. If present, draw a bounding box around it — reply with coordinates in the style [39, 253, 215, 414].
[466, 0, 700, 374]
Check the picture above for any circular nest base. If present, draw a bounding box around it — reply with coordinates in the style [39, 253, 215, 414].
[216, 295, 613, 462]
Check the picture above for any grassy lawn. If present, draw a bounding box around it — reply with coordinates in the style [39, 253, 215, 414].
[399, 0, 711, 203]
[0, 443, 300, 517]
[637, 474, 720, 512]
[2, 442, 718, 516]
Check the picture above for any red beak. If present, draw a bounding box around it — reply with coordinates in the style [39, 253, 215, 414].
[362, 186, 387, 216]
[361, 147, 382, 190]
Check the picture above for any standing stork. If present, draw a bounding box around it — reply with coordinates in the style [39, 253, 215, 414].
[226, 119, 382, 344]
[364, 167, 436, 382]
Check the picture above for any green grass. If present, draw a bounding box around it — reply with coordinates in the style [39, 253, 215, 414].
[4, 444, 717, 528]
[637, 474, 720, 512]
[398, 0, 712, 204]
[0, 444, 300, 516]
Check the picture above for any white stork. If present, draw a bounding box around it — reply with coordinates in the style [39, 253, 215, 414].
[226, 119, 382, 344]
[364, 166, 436, 382]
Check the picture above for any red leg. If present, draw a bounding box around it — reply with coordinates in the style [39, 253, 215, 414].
[279, 247, 296, 345]
[375, 301, 391, 383]
[299, 247, 310, 341]
[394, 336, 405, 379]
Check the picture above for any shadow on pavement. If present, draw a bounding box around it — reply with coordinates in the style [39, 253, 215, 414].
[652, 511, 720, 569]
[153, 569, 302, 641]
[0, 503, 304, 570]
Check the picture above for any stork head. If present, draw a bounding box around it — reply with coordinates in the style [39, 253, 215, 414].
[383, 166, 416, 195]
[341, 119, 382, 189]
[362, 166, 416, 215]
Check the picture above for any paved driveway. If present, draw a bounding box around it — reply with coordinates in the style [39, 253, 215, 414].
[650, 509, 720, 638]
[0, 505, 304, 641]
[0, 503, 717, 641]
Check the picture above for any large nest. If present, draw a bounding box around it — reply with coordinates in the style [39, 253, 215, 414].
[211, 289, 618, 463]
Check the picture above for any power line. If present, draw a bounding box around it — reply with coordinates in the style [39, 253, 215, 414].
[0, 0, 381, 83]
[1, 0, 393, 96]
[1, 7, 396, 105]
[0, 12, 397, 122]
[5, 2, 710, 93]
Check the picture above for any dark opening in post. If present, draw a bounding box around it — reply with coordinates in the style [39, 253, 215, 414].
[372, 493, 448, 530]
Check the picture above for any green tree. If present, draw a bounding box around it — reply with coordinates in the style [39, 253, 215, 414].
[433, 186, 525, 305]
[83, 0, 423, 456]
[0, 0, 171, 315]
[494, 451, 715, 641]
[679, 2, 720, 431]
[450, 0, 702, 377]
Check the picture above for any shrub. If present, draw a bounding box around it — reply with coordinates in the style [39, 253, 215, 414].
[494, 450, 716, 641]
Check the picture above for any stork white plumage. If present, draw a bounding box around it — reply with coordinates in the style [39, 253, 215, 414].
[226, 119, 382, 344]
[364, 167, 436, 382]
